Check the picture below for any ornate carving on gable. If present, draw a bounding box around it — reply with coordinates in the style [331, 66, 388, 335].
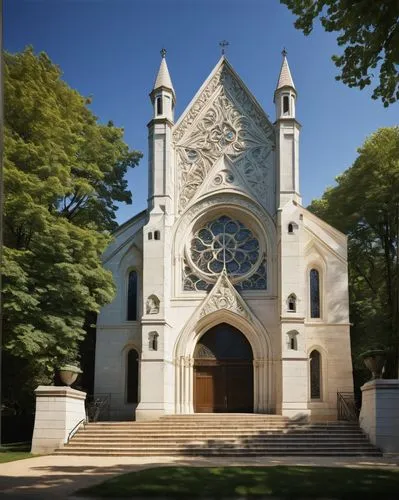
[199, 271, 250, 320]
[174, 65, 274, 213]
[173, 66, 224, 143]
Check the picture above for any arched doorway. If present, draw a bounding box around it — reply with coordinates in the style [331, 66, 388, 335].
[194, 323, 253, 413]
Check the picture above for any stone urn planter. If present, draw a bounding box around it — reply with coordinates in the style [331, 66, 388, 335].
[360, 349, 386, 380]
[58, 364, 83, 386]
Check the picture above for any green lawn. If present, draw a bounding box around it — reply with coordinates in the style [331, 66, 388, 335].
[0, 443, 33, 463]
[77, 465, 399, 498]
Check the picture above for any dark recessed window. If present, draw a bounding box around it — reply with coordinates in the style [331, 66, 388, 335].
[148, 232, 153, 240]
[283, 95, 289, 114]
[288, 223, 294, 233]
[288, 294, 296, 312]
[154, 230, 161, 240]
[126, 349, 139, 404]
[156, 96, 163, 115]
[310, 350, 321, 399]
[127, 270, 138, 321]
[310, 269, 320, 318]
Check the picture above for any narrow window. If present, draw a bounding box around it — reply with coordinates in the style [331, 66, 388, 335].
[288, 223, 293, 233]
[148, 232, 153, 240]
[127, 270, 138, 321]
[283, 95, 289, 114]
[154, 230, 161, 240]
[156, 96, 163, 115]
[310, 269, 320, 318]
[126, 349, 139, 403]
[287, 331, 298, 350]
[310, 350, 321, 399]
[149, 332, 159, 351]
[288, 294, 296, 312]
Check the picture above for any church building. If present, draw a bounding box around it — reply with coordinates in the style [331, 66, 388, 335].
[94, 51, 354, 422]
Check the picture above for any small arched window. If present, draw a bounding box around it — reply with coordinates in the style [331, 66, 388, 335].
[154, 230, 161, 240]
[310, 269, 321, 318]
[127, 270, 138, 321]
[287, 293, 296, 312]
[283, 95, 289, 114]
[156, 96, 163, 115]
[126, 349, 139, 403]
[287, 331, 298, 351]
[310, 349, 321, 399]
[288, 223, 294, 233]
[149, 332, 159, 351]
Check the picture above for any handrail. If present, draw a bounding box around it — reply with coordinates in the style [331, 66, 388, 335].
[337, 391, 358, 421]
[67, 418, 86, 443]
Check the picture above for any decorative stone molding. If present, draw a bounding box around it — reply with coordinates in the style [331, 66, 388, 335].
[199, 270, 250, 320]
[174, 63, 274, 213]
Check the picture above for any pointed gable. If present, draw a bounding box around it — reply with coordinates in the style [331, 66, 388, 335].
[199, 270, 251, 320]
[173, 57, 275, 214]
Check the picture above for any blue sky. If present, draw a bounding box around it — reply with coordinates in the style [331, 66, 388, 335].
[4, 0, 398, 224]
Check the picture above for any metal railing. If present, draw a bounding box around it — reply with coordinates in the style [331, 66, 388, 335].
[67, 418, 86, 443]
[337, 391, 359, 421]
[85, 393, 111, 422]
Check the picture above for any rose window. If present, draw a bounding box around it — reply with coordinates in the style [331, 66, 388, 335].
[184, 215, 267, 291]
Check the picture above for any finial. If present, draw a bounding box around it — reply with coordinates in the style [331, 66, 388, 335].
[282, 47, 287, 58]
[219, 40, 229, 55]
[160, 48, 167, 58]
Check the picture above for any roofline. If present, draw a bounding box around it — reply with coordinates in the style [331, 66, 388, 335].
[112, 209, 148, 236]
[173, 55, 274, 135]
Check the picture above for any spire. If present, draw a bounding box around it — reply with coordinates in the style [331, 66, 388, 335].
[153, 48, 175, 100]
[276, 49, 295, 91]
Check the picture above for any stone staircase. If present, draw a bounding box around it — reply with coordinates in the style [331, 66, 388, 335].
[56, 414, 381, 457]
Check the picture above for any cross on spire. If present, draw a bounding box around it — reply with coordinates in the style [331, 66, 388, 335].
[282, 47, 287, 58]
[160, 48, 167, 58]
[219, 40, 229, 55]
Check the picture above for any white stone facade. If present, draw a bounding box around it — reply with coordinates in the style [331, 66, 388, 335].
[94, 54, 353, 421]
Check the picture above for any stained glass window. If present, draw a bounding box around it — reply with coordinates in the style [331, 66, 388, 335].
[310, 269, 320, 318]
[310, 350, 321, 399]
[127, 270, 138, 321]
[183, 215, 266, 291]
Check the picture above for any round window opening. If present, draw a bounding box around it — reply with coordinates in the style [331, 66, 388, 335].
[188, 215, 262, 282]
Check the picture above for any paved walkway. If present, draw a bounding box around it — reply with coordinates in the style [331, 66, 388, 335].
[0, 454, 398, 499]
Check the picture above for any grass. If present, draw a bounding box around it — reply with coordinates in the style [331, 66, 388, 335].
[77, 465, 399, 498]
[0, 443, 33, 463]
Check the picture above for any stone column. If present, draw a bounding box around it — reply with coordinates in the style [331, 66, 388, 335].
[31, 386, 86, 454]
[359, 379, 399, 453]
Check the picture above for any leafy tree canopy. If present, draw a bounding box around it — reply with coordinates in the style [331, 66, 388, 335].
[309, 127, 399, 379]
[281, 0, 399, 106]
[2, 47, 142, 388]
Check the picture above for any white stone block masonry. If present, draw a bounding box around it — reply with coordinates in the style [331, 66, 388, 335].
[31, 386, 86, 454]
[359, 379, 399, 454]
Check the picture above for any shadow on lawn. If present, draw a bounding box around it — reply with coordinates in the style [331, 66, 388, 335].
[74, 464, 399, 499]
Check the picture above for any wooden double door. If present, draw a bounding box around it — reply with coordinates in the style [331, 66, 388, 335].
[194, 361, 253, 413]
[193, 323, 254, 413]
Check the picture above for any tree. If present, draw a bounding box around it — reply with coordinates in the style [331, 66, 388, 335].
[281, 0, 399, 106]
[309, 127, 399, 381]
[2, 48, 142, 398]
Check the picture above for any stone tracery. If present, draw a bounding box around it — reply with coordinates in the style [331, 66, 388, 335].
[175, 66, 274, 213]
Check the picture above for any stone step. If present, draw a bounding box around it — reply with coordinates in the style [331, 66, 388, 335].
[70, 437, 369, 444]
[55, 448, 381, 457]
[68, 437, 368, 447]
[80, 428, 366, 434]
[84, 424, 360, 431]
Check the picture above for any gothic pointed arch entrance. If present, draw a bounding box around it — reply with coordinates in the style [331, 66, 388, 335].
[194, 323, 253, 413]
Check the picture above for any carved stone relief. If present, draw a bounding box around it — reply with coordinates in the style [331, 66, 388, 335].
[146, 295, 160, 314]
[199, 271, 250, 320]
[174, 64, 274, 213]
